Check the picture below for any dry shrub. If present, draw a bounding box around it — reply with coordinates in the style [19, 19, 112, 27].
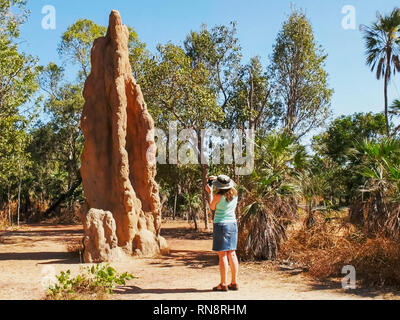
[48, 206, 81, 225]
[280, 212, 400, 287]
[351, 238, 400, 287]
[0, 213, 8, 230]
[349, 200, 364, 225]
[384, 203, 400, 239]
[237, 196, 298, 261]
[280, 213, 357, 276]
[238, 204, 287, 261]
[350, 197, 400, 240]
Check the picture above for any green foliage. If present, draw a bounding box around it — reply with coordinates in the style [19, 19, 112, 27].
[142, 42, 222, 130]
[244, 132, 305, 198]
[313, 112, 388, 204]
[390, 99, 400, 135]
[314, 112, 387, 164]
[32, 63, 84, 211]
[127, 26, 151, 81]
[362, 8, 400, 81]
[237, 132, 301, 260]
[0, 0, 38, 222]
[348, 138, 400, 238]
[230, 56, 281, 132]
[354, 138, 400, 199]
[184, 22, 242, 108]
[47, 264, 136, 300]
[58, 19, 107, 80]
[0, 0, 28, 38]
[270, 9, 333, 138]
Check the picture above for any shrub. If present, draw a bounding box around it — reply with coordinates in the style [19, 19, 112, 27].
[237, 195, 298, 261]
[280, 212, 400, 288]
[0, 213, 8, 230]
[45, 264, 136, 300]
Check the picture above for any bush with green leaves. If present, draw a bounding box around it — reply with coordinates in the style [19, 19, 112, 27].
[46, 264, 136, 300]
[349, 138, 400, 238]
[237, 132, 303, 260]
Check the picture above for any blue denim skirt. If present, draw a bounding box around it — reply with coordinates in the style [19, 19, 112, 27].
[212, 221, 238, 252]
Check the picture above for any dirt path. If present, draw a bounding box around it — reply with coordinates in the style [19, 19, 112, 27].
[0, 221, 398, 300]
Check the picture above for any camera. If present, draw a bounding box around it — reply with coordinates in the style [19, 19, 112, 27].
[207, 179, 214, 187]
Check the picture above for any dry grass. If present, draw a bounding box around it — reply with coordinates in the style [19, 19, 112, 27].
[0, 214, 8, 231]
[44, 282, 109, 300]
[350, 197, 400, 240]
[280, 210, 400, 288]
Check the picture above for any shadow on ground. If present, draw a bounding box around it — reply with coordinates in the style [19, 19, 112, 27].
[160, 228, 213, 240]
[282, 269, 400, 299]
[151, 249, 217, 269]
[115, 286, 212, 295]
[0, 251, 81, 264]
[0, 229, 83, 245]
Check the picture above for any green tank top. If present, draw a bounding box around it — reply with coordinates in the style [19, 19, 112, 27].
[214, 196, 238, 223]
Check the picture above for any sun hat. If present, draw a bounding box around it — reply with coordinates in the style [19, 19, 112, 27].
[212, 175, 236, 190]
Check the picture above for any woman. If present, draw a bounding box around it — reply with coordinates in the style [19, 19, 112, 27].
[206, 175, 239, 292]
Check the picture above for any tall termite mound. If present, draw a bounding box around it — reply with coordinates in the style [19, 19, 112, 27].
[80, 10, 167, 263]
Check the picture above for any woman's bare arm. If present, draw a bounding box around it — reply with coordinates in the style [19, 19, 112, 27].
[209, 194, 222, 211]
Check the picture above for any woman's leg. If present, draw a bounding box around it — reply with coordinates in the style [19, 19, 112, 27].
[227, 250, 239, 285]
[218, 251, 229, 285]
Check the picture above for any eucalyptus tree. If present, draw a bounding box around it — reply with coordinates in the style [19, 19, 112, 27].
[58, 19, 106, 81]
[270, 10, 333, 138]
[230, 56, 281, 133]
[142, 42, 223, 230]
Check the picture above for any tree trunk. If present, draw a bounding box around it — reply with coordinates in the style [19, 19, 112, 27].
[189, 195, 197, 231]
[7, 185, 11, 226]
[306, 198, 315, 228]
[384, 53, 390, 136]
[173, 192, 177, 220]
[17, 179, 21, 227]
[231, 135, 237, 183]
[44, 177, 82, 217]
[200, 164, 209, 231]
[197, 128, 210, 231]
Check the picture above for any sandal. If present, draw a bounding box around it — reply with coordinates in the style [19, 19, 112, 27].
[213, 284, 228, 291]
[228, 283, 239, 291]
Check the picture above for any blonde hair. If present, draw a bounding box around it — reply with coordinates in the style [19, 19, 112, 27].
[216, 187, 238, 202]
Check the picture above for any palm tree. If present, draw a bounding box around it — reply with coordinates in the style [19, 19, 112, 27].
[237, 132, 303, 260]
[361, 8, 400, 136]
[349, 138, 400, 237]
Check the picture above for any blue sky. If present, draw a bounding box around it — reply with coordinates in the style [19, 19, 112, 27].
[18, 0, 400, 127]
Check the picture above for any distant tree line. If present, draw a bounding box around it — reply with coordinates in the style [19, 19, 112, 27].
[1, 2, 400, 260]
